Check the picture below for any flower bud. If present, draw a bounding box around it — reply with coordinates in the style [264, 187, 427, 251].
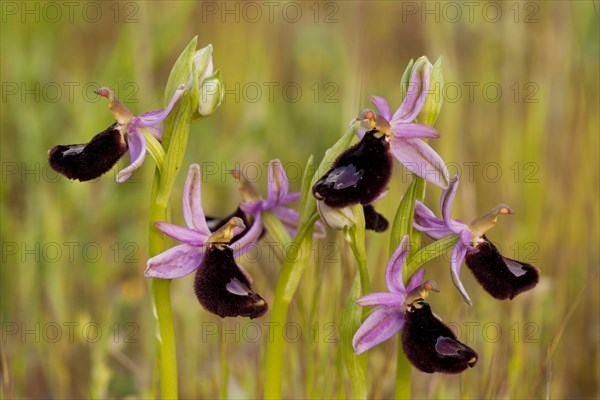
[193, 44, 214, 83]
[418, 56, 443, 126]
[317, 200, 356, 230]
[197, 69, 223, 117]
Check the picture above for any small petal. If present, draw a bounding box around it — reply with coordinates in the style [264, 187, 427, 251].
[386, 235, 410, 293]
[392, 122, 439, 139]
[231, 212, 264, 257]
[265, 159, 289, 209]
[353, 307, 405, 355]
[391, 137, 449, 188]
[116, 128, 146, 183]
[413, 201, 455, 239]
[183, 164, 211, 235]
[356, 125, 368, 139]
[272, 206, 300, 230]
[392, 60, 431, 124]
[406, 268, 426, 293]
[136, 85, 185, 127]
[450, 243, 472, 305]
[144, 243, 204, 279]
[357, 292, 404, 307]
[282, 192, 301, 204]
[369, 95, 392, 121]
[155, 222, 209, 246]
[440, 175, 459, 228]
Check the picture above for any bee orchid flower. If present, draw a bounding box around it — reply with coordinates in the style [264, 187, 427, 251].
[49, 85, 185, 182]
[144, 164, 262, 279]
[413, 175, 540, 304]
[236, 159, 325, 239]
[352, 57, 449, 189]
[352, 236, 427, 355]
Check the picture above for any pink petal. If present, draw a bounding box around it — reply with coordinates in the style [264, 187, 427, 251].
[182, 164, 211, 236]
[440, 175, 459, 227]
[352, 307, 405, 355]
[450, 243, 472, 305]
[391, 61, 431, 123]
[136, 85, 185, 127]
[392, 122, 439, 139]
[369, 95, 392, 121]
[265, 159, 289, 209]
[144, 243, 204, 279]
[413, 201, 455, 239]
[116, 129, 146, 183]
[386, 235, 410, 293]
[231, 212, 263, 257]
[357, 292, 405, 307]
[406, 268, 426, 293]
[155, 222, 209, 246]
[391, 138, 449, 188]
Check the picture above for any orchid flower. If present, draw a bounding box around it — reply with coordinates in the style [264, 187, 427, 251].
[352, 236, 431, 354]
[353, 58, 449, 188]
[48, 85, 185, 182]
[353, 236, 478, 374]
[144, 164, 262, 279]
[413, 175, 539, 304]
[236, 159, 325, 239]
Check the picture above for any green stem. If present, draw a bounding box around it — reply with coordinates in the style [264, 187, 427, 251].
[394, 347, 412, 400]
[347, 206, 370, 307]
[148, 170, 178, 399]
[220, 328, 229, 399]
[264, 213, 319, 399]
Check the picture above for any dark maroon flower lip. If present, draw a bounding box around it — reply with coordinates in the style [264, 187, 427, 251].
[402, 300, 478, 374]
[465, 235, 540, 300]
[312, 129, 393, 208]
[48, 123, 127, 182]
[363, 204, 389, 232]
[194, 245, 267, 319]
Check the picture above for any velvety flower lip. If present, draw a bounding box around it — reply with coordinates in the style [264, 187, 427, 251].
[312, 130, 393, 210]
[145, 164, 262, 279]
[194, 244, 268, 319]
[352, 236, 432, 355]
[413, 174, 539, 304]
[402, 300, 478, 374]
[352, 59, 449, 189]
[235, 159, 325, 239]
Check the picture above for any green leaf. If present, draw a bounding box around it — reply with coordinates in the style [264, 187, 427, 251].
[299, 155, 315, 224]
[347, 204, 370, 295]
[164, 36, 197, 107]
[156, 93, 193, 207]
[340, 273, 368, 399]
[405, 234, 460, 278]
[140, 128, 165, 172]
[389, 180, 418, 284]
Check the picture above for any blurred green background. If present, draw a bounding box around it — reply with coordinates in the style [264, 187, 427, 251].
[1, 1, 598, 398]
